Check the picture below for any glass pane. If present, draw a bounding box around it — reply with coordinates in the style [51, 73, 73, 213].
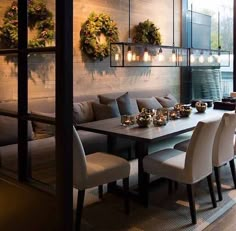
[187, 0, 233, 98]
[28, 52, 56, 187]
[27, 0, 55, 48]
[0, 1, 18, 49]
[0, 0, 55, 49]
[110, 43, 188, 67]
[0, 54, 18, 178]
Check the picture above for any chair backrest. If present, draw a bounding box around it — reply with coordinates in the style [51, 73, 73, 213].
[73, 126, 87, 189]
[212, 113, 236, 167]
[185, 119, 220, 183]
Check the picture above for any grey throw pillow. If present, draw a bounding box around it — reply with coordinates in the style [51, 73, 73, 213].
[98, 92, 133, 115]
[31, 111, 55, 139]
[73, 101, 95, 125]
[0, 116, 33, 146]
[92, 102, 120, 121]
[156, 94, 178, 108]
[137, 97, 163, 111]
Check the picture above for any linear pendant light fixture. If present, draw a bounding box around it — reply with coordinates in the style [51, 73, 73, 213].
[110, 0, 188, 67]
[110, 0, 230, 68]
[189, 5, 230, 67]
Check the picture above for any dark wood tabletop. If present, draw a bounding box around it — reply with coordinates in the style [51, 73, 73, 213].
[77, 108, 230, 143]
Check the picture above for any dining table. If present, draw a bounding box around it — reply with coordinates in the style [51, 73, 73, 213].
[77, 108, 232, 200]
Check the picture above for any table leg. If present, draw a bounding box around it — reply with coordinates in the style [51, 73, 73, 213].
[107, 135, 117, 153]
[107, 135, 118, 192]
[135, 141, 149, 200]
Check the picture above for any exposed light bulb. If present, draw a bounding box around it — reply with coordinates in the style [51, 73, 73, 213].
[178, 55, 183, 62]
[127, 46, 132, 62]
[158, 47, 164, 61]
[190, 53, 195, 63]
[115, 53, 119, 61]
[199, 53, 204, 63]
[217, 54, 221, 63]
[132, 53, 136, 61]
[171, 49, 176, 63]
[143, 48, 149, 62]
[208, 53, 213, 63]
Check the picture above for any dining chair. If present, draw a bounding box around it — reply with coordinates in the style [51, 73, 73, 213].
[73, 126, 130, 231]
[143, 119, 220, 224]
[174, 113, 236, 201]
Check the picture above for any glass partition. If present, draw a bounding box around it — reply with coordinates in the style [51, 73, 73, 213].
[0, 54, 18, 178]
[187, 0, 233, 98]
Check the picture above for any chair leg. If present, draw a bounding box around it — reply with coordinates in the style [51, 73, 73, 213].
[229, 159, 236, 189]
[75, 189, 85, 231]
[207, 174, 217, 208]
[98, 185, 103, 199]
[143, 172, 150, 208]
[186, 184, 197, 224]
[123, 177, 130, 215]
[214, 166, 223, 201]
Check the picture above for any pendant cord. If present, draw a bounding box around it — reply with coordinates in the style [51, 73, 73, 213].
[173, 0, 175, 47]
[128, 0, 131, 40]
[218, 11, 221, 50]
[191, 4, 193, 48]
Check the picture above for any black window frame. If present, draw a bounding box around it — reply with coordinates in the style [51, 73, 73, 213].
[0, 0, 74, 229]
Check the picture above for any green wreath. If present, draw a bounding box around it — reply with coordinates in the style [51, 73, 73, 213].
[80, 12, 119, 61]
[0, 0, 54, 48]
[133, 19, 162, 45]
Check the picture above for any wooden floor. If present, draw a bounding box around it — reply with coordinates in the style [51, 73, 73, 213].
[205, 205, 236, 231]
[1, 174, 236, 230]
[0, 177, 57, 231]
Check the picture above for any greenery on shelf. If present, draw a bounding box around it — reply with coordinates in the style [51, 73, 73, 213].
[80, 12, 119, 61]
[0, 0, 55, 49]
[133, 19, 162, 45]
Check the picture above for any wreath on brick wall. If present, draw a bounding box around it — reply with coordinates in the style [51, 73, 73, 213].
[133, 19, 162, 45]
[0, 0, 54, 48]
[80, 12, 119, 61]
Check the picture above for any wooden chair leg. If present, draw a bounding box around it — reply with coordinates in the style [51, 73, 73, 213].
[123, 177, 130, 214]
[186, 184, 197, 224]
[214, 166, 223, 201]
[207, 174, 217, 208]
[98, 185, 103, 199]
[229, 159, 236, 189]
[75, 189, 85, 231]
[143, 172, 150, 208]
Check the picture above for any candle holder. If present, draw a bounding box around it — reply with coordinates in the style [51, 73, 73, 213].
[121, 115, 136, 126]
[156, 108, 169, 121]
[136, 111, 152, 128]
[195, 101, 207, 113]
[179, 105, 192, 117]
[153, 115, 167, 127]
[169, 109, 179, 120]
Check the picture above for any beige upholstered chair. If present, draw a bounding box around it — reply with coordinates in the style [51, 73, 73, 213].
[143, 119, 220, 224]
[73, 126, 130, 231]
[174, 113, 236, 201]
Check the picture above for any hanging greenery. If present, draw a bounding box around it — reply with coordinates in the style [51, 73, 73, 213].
[133, 19, 162, 45]
[0, 0, 55, 48]
[80, 12, 119, 61]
